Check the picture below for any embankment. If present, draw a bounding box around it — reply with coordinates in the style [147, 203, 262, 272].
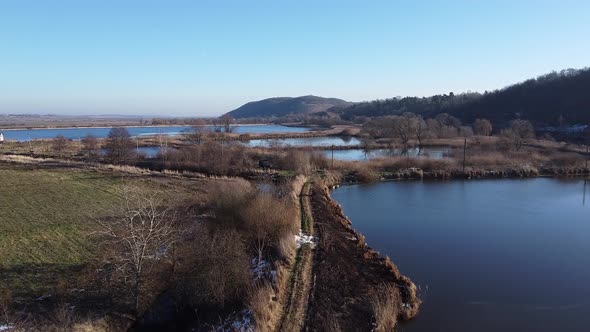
[305, 182, 420, 331]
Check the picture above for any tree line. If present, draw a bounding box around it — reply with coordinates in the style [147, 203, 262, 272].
[328, 68, 590, 127]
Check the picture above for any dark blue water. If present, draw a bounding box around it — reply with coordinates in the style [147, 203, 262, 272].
[245, 136, 361, 148]
[331, 178, 590, 331]
[0, 125, 309, 141]
[325, 147, 448, 161]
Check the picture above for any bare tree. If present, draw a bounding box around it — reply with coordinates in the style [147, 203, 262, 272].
[459, 126, 474, 137]
[220, 114, 235, 133]
[390, 114, 413, 153]
[52, 135, 68, 157]
[501, 119, 535, 151]
[185, 119, 208, 144]
[81, 135, 99, 159]
[435, 113, 462, 138]
[413, 115, 429, 153]
[105, 127, 133, 164]
[473, 119, 493, 136]
[94, 187, 178, 316]
[425, 118, 442, 138]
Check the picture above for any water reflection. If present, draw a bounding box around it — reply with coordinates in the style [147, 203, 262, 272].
[2, 125, 310, 141]
[325, 147, 448, 161]
[245, 136, 361, 148]
[332, 179, 590, 331]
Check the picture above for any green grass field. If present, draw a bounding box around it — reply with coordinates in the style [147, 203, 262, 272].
[0, 161, 213, 300]
[0, 163, 125, 267]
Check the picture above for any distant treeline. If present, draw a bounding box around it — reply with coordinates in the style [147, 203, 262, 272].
[325, 68, 590, 128]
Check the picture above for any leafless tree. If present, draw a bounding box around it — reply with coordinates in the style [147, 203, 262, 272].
[390, 114, 413, 153]
[185, 119, 208, 144]
[413, 115, 429, 153]
[501, 119, 535, 151]
[459, 126, 474, 137]
[81, 135, 99, 159]
[220, 114, 235, 133]
[425, 118, 442, 138]
[94, 187, 178, 316]
[157, 132, 169, 161]
[105, 127, 133, 164]
[473, 119, 493, 136]
[52, 135, 68, 157]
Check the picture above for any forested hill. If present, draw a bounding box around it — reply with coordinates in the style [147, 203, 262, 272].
[227, 95, 351, 119]
[333, 68, 590, 126]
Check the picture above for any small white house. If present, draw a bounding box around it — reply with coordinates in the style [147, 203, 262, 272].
[0, 132, 4, 143]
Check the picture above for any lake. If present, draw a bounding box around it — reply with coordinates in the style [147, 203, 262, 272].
[331, 178, 590, 331]
[244, 136, 361, 148]
[324, 147, 447, 161]
[0, 125, 309, 141]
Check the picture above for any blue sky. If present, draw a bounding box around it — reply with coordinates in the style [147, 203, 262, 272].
[0, 0, 589, 116]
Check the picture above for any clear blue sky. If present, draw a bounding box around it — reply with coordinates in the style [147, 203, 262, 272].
[1, 0, 589, 116]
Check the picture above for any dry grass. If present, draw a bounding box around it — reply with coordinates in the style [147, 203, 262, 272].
[247, 282, 279, 332]
[278, 235, 297, 264]
[369, 283, 400, 331]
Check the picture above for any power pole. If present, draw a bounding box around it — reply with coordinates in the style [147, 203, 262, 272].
[331, 144, 334, 169]
[462, 138, 467, 173]
[136, 137, 139, 161]
[586, 144, 588, 170]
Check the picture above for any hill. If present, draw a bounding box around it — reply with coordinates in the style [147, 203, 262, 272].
[331, 68, 590, 127]
[227, 95, 351, 119]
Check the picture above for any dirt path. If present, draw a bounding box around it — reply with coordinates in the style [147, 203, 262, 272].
[276, 182, 315, 331]
[304, 182, 420, 331]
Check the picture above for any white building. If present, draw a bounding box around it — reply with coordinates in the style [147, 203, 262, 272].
[0, 132, 3, 143]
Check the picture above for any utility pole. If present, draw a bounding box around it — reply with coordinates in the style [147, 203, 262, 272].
[462, 138, 467, 173]
[586, 144, 588, 170]
[331, 144, 334, 169]
[136, 136, 139, 161]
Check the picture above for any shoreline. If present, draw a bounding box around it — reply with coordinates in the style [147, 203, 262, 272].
[305, 181, 420, 330]
[0, 123, 302, 131]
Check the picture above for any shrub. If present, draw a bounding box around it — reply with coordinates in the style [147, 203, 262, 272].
[280, 149, 313, 174]
[242, 194, 298, 263]
[176, 227, 251, 308]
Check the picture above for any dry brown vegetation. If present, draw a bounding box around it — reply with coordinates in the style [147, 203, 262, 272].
[369, 284, 400, 331]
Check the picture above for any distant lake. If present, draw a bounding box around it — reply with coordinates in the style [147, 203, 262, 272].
[332, 179, 590, 331]
[1, 125, 310, 141]
[324, 147, 448, 161]
[245, 136, 361, 147]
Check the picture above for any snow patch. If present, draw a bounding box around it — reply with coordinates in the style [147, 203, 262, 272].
[35, 294, 52, 301]
[295, 230, 315, 249]
[0, 325, 12, 332]
[251, 258, 276, 283]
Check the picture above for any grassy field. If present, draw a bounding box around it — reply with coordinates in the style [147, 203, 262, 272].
[0, 161, 212, 300]
[0, 164, 124, 267]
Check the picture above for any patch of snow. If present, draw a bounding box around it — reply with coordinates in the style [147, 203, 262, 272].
[295, 230, 315, 249]
[214, 309, 254, 332]
[0, 324, 12, 331]
[251, 258, 274, 282]
[35, 294, 52, 301]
